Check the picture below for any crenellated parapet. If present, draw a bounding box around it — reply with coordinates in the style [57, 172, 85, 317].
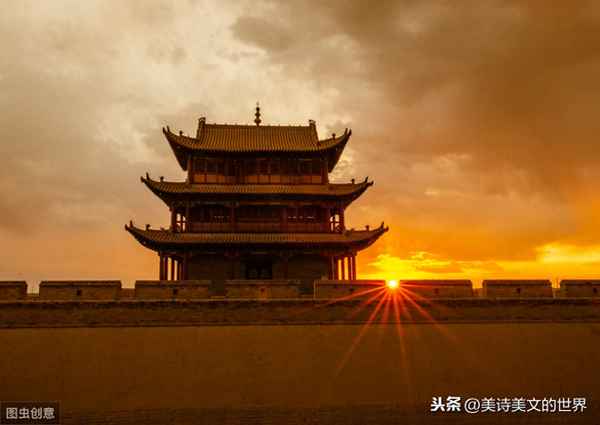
[3, 279, 600, 301]
[0, 281, 27, 300]
[482, 279, 553, 298]
[39, 281, 122, 300]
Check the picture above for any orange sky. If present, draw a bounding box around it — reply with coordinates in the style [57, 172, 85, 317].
[1, 1, 600, 289]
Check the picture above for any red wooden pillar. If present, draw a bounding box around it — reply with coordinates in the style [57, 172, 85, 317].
[182, 252, 188, 280]
[169, 257, 174, 281]
[185, 202, 191, 232]
[283, 253, 289, 279]
[226, 251, 237, 279]
[165, 257, 169, 281]
[281, 206, 288, 232]
[159, 254, 164, 280]
[341, 256, 346, 280]
[329, 256, 334, 279]
[345, 256, 352, 281]
[333, 257, 338, 280]
[346, 256, 350, 281]
[347, 256, 352, 281]
[352, 254, 357, 280]
[348, 256, 352, 280]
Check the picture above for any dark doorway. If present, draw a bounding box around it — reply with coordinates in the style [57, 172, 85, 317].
[245, 260, 273, 279]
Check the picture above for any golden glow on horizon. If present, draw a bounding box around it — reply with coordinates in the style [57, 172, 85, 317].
[386, 279, 399, 290]
[360, 247, 600, 284]
[537, 243, 600, 264]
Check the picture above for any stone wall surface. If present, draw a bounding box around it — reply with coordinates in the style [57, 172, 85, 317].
[314, 280, 385, 299]
[0, 281, 27, 300]
[400, 280, 474, 298]
[0, 298, 599, 328]
[482, 280, 553, 298]
[561, 280, 600, 298]
[135, 280, 211, 300]
[38, 281, 122, 300]
[224, 280, 303, 299]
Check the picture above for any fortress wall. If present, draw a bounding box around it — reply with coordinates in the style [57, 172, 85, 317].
[314, 280, 386, 299]
[400, 280, 474, 298]
[0, 295, 599, 423]
[38, 281, 121, 300]
[482, 280, 553, 298]
[0, 323, 599, 422]
[0, 281, 27, 300]
[561, 280, 600, 298]
[224, 280, 302, 299]
[135, 280, 211, 300]
[5, 279, 600, 301]
[1, 299, 598, 328]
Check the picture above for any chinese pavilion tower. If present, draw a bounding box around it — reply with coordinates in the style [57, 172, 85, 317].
[125, 106, 387, 281]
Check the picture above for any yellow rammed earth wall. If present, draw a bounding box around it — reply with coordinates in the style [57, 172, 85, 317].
[0, 323, 599, 424]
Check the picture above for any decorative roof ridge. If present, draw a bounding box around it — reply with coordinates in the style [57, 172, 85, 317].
[345, 221, 389, 235]
[204, 122, 314, 129]
[162, 120, 352, 172]
[163, 123, 351, 146]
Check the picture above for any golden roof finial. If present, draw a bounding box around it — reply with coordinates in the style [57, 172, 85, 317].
[254, 101, 261, 126]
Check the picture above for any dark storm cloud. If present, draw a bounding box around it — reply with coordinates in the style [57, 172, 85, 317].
[232, 0, 600, 262]
[233, 1, 600, 180]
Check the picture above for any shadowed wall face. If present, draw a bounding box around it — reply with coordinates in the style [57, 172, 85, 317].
[0, 324, 599, 423]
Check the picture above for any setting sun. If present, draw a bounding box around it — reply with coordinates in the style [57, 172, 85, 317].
[386, 279, 399, 290]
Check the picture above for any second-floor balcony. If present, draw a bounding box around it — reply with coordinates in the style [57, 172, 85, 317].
[176, 221, 338, 233]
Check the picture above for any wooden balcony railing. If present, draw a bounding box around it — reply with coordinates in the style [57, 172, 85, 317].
[183, 222, 334, 233]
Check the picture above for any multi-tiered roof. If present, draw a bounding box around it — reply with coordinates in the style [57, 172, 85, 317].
[126, 108, 387, 281]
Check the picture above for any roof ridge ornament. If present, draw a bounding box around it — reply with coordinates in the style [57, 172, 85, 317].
[254, 102, 261, 126]
[196, 117, 205, 139]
